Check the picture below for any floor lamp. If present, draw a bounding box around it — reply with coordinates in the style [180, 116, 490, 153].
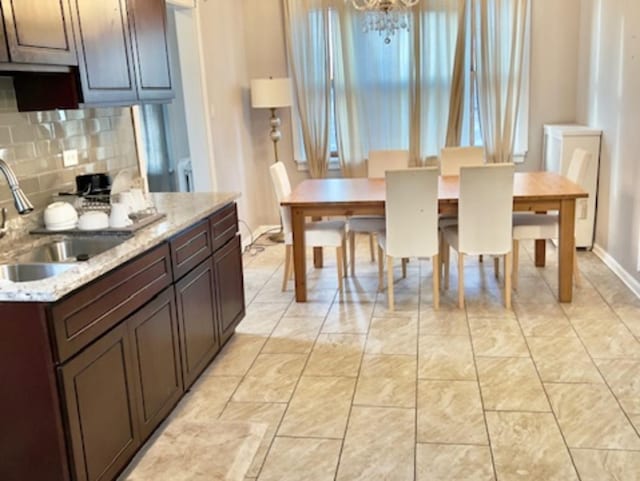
[251, 77, 293, 242]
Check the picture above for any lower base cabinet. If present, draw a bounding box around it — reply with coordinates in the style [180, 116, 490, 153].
[128, 287, 183, 442]
[0, 203, 246, 481]
[60, 287, 183, 481]
[175, 260, 220, 389]
[214, 235, 245, 345]
[59, 323, 140, 481]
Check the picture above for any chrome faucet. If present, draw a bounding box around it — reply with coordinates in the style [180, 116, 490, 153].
[0, 158, 34, 216]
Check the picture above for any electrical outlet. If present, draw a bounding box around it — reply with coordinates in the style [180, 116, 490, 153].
[63, 149, 78, 167]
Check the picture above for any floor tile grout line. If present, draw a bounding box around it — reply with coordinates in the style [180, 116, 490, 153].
[547, 269, 640, 442]
[331, 264, 378, 481]
[513, 294, 585, 481]
[463, 294, 499, 481]
[252, 286, 338, 481]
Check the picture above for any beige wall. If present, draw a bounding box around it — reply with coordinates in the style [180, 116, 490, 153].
[0, 78, 138, 224]
[202, 1, 588, 226]
[525, 0, 581, 171]
[577, 0, 640, 282]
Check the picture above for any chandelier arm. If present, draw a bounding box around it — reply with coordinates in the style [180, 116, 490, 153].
[350, 0, 380, 11]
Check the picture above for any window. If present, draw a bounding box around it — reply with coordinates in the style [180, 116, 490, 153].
[292, 1, 530, 169]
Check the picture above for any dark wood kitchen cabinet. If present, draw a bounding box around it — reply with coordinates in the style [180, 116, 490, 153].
[175, 260, 219, 389]
[71, 0, 137, 104]
[0, 201, 244, 481]
[128, 0, 172, 101]
[128, 287, 183, 441]
[0, 0, 77, 65]
[71, 0, 172, 104]
[214, 235, 245, 345]
[59, 323, 140, 481]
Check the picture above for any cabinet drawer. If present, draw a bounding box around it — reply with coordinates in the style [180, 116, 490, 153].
[210, 203, 238, 252]
[51, 243, 172, 363]
[170, 219, 212, 280]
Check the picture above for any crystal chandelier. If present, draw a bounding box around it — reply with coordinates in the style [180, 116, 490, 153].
[348, 0, 421, 44]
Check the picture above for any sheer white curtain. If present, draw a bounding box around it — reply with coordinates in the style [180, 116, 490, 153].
[284, 0, 332, 178]
[474, 0, 530, 163]
[333, 0, 460, 176]
[412, 0, 463, 160]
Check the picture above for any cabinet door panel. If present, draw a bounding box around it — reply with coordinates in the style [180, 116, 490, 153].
[128, 287, 183, 441]
[128, 0, 172, 100]
[59, 323, 139, 481]
[1, 0, 77, 65]
[175, 260, 219, 388]
[213, 235, 245, 345]
[72, 0, 137, 104]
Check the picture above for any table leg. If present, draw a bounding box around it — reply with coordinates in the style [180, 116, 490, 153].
[292, 206, 307, 302]
[534, 211, 547, 267]
[311, 216, 323, 268]
[558, 199, 576, 302]
[535, 240, 546, 267]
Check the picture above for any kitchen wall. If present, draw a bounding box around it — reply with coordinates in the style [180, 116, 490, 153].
[526, 0, 581, 171]
[577, 0, 640, 288]
[0, 77, 138, 224]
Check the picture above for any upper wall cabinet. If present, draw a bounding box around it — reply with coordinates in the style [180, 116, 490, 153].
[71, 0, 173, 105]
[0, 0, 77, 65]
[129, 0, 172, 101]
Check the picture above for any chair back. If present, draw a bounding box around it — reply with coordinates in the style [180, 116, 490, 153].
[368, 150, 410, 178]
[385, 167, 439, 258]
[269, 162, 292, 236]
[439, 146, 485, 176]
[566, 148, 591, 185]
[458, 164, 514, 255]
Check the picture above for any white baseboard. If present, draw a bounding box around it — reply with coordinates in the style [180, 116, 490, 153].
[239, 224, 279, 250]
[592, 243, 640, 299]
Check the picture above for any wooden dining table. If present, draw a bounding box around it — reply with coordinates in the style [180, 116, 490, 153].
[281, 172, 588, 303]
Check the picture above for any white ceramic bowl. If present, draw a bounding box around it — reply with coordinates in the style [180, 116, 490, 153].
[78, 211, 110, 231]
[44, 202, 78, 229]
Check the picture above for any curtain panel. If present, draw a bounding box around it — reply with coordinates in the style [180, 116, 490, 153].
[333, 0, 461, 176]
[284, 0, 333, 178]
[474, 0, 530, 163]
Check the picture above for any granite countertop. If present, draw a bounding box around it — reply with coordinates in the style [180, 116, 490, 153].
[0, 192, 240, 302]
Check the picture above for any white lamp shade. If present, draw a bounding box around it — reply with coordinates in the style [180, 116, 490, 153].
[251, 78, 292, 109]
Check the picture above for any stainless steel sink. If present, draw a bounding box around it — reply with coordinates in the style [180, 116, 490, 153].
[0, 263, 76, 282]
[17, 237, 127, 263]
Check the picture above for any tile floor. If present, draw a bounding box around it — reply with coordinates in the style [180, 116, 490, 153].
[156, 236, 640, 480]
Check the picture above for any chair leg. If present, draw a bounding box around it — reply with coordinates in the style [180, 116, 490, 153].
[494, 256, 500, 279]
[282, 245, 292, 291]
[443, 241, 450, 290]
[349, 231, 356, 277]
[342, 237, 348, 277]
[458, 253, 465, 308]
[401, 258, 408, 278]
[504, 252, 512, 309]
[512, 239, 520, 291]
[387, 255, 394, 311]
[573, 237, 582, 287]
[479, 254, 484, 263]
[336, 246, 344, 291]
[369, 233, 376, 262]
[377, 245, 384, 291]
[432, 254, 440, 309]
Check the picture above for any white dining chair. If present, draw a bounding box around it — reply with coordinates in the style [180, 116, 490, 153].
[269, 163, 347, 292]
[438, 146, 486, 269]
[439, 146, 485, 176]
[441, 164, 515, 309]
[377, 167, 440, 310]
[348, 149, 410, 276]
[511, 148, 591, 290]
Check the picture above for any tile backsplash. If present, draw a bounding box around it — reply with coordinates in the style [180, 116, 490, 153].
[0, 77, 139, 223]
